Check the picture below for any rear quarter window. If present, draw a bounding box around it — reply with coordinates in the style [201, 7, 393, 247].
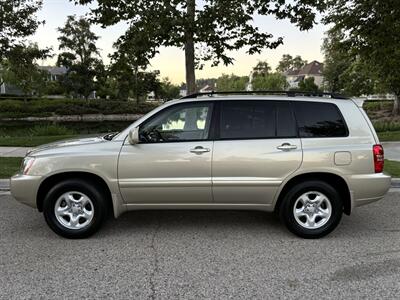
[293, 102, 348, 138]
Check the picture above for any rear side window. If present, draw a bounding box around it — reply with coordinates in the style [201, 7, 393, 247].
[293, 102, 347, 138]
[219, 101, 296, 139]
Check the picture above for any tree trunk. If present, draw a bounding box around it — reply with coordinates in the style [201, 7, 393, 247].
[393, 93, 400, 116]
[184, 0, 196, 95]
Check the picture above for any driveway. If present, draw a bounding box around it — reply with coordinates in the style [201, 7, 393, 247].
[1, 191, 400, 299]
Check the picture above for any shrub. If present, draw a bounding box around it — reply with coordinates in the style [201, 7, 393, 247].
[372, 121, 400, 132]
[363, 101, 393, 111]
[0, 98, 160, 117]
[29, 124, 75, 136]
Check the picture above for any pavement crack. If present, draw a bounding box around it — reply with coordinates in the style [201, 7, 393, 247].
[149, 219, 161, 300]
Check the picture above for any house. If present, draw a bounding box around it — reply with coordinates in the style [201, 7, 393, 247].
[284, 60, 324, 89]
[38, 66, 67, 81]
[0, 65, 68, 95]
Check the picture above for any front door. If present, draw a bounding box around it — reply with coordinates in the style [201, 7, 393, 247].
[212, 100, 303, 205]
[118, 102, 214, 204]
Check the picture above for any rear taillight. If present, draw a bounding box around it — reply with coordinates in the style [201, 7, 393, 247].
[373, 144, 384, 173]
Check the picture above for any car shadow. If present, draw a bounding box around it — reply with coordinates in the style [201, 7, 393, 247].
[99, 210, 287, 237]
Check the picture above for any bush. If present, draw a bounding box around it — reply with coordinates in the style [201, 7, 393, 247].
[372, 121, 400, 132]
[363, 101, 393, 111]
[0, 98, 160, 118]
[29, 124, 75, 136]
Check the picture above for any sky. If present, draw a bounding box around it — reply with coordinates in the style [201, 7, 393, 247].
[33, 0, 329, 84]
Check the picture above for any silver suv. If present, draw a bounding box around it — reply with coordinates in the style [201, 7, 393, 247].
[10, 92, 391, 239]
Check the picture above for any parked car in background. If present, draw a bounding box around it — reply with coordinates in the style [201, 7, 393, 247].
[11, 91, 391, 239]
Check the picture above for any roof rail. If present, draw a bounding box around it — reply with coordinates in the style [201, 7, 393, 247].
[181, 90, 349, 100]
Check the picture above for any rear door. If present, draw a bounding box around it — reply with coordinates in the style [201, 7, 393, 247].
[212, 100, 302, 204]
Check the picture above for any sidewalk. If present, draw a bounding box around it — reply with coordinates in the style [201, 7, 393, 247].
[0, 147, 32, 157]
[382, 142, 400, 162]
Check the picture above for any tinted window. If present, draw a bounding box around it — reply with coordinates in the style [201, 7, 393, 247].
[139, 103, 213, 142]
[219, 101, 296, 139]
[276, 102, 297, 137]
[293, 102, 347, 138]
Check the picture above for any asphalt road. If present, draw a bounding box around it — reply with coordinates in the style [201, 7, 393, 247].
[1, 191, 400, 299]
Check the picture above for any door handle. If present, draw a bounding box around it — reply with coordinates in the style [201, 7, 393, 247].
[277, 143, 298, 151]
[190, 146, 210, 154]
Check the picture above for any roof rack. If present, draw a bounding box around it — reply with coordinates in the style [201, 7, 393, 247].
[181, 90, 349, 100]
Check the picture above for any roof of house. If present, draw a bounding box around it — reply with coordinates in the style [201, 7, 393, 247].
[297, 60, 324, 76]
[284, 60, 324, 77]
[38, 66, 68, 76]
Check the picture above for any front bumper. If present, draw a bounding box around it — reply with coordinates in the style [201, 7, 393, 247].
[348, 173, 392, 209]
[10, 174, 42, 208]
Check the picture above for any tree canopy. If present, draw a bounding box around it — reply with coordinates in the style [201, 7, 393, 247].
[2, 44, 51, 99]
[57, 16, 103, 100]
[324, 0, 400, 115]
[73, 0, 327, 94]
[0, 0, 44, 60]
[216, 74, 248, 91]
[276, 54, 307, 73]
[322, 28, 381, 97]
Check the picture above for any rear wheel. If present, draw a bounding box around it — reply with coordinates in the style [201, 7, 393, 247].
[279, 180, 342, 238]
[43, 179, 107, 238]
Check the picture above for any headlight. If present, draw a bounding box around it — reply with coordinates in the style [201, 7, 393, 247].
[21, 157, 35, 175]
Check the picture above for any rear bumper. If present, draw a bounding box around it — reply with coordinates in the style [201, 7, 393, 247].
[10, 174, 42, 208]
[348, 173, 391, 210]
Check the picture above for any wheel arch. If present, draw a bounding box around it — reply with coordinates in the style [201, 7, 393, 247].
[36, 171, 114, 216]
[275, 172, 352, 215]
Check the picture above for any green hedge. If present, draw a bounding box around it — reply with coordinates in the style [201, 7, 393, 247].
[373, 121, 400, 132]
[0, 99, 160, 118]
[363, 100, 393, 111]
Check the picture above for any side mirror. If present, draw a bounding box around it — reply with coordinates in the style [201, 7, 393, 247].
[128, 127, 140, 145]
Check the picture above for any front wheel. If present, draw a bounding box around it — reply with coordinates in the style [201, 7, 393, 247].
[43, 179, 107, 239]
[279, 180, 343, 239]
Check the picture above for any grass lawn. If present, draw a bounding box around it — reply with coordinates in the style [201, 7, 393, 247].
[0, 135, 77, 147]
[384, 160, 400, 178]
[378, 131, 400, 142]
[0, 157, 23, 178]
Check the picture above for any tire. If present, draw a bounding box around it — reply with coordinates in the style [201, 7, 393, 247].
[43, 179, 108, 239]
[279, 180, 343, 239]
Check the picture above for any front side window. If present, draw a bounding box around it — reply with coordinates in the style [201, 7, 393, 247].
[293, 102, 347, 138]
[139, 103, 213, 142]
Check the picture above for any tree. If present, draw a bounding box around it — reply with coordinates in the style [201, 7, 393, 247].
[276, 54, 307, 73]
[74, 0, 327, 94]
[216, 74, 248, 91]
[324, 0, 400, 115]
[253, 61, 271, 77]
[298, 77, 320, 92]
[108, 34, 161, 102]
[158, 78, 180, 101]
[2, 44, 51, 100]
[252, 73, 288, 91]
[322, 28, 380, 96]
[57, 15, 103, 100]
[0, 1, 43, 60]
